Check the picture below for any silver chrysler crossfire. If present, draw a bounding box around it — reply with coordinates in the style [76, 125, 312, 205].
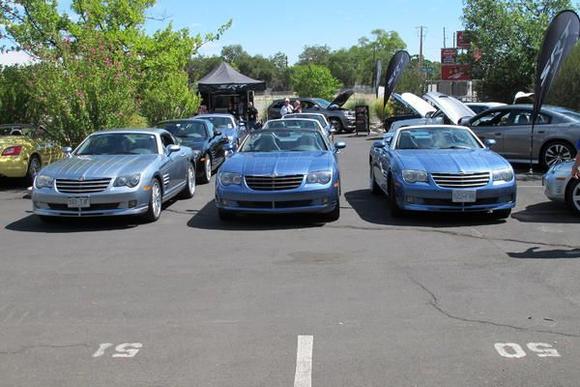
[32, 129, 197, 222]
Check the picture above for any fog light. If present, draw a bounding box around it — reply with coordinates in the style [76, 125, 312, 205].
[128, 200, 137, 208]
[405, 195, 416, 203]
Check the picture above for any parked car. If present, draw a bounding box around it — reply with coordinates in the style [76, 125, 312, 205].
[32, 129, 197, 222]
[283, 112, 334, 136]
[389, 92, 476, 132]
[156, 119, 228, 183]
[369, 125, 516, 218]
[215, 128, 346, 221]
[0, 124, 62, 184]
[459, 105, 580, 167]
[465, 102, 506, 115]
[267, 90, 355, 132]
[543, 160, 580, 214]
[267, 117, 334, 142]
[384, 92, 436, 131]
[194, 113, 247, 149]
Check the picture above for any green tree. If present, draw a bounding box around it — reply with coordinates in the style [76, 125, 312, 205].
[297, 45, 332, 66]
[290, 64, 342, 100]
[547, 44, 580, 111]
[463, 0, 573, 102]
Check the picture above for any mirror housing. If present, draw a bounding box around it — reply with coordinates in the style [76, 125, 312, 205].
[329, 127, 337, 134]
[458, 116, 472, 126]
[62, 146, 73, 157]
[334, 141, 346, 151]
[166, 144, 181, 154]
[425, 111, 434, 119]
[484, 138, 497, 148]
[372, 141, 386, 149]
[214, 130, 222, 137]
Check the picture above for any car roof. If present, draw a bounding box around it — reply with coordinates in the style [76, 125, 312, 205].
[158, 118, 208, 125]
[195, 113, 235, 119]
[265, 118, 323, 128]
[397, 124, 472, 131]
[91, 128, 168, 136]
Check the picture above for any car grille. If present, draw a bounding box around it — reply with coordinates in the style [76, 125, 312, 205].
[431, 172, 490, 188]
[245, 175, 304, 191]
[236, 200, 313, 209]
[55, 178, 111, 194]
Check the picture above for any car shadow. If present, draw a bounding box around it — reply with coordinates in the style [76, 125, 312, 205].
[345, 189, 506, 227]
[511, 201, 579, 223]
[187, 200, 325, 231]
[0, 178, 28, 191]
[507, 247, 580, 259]
[5, 214, 139, 233]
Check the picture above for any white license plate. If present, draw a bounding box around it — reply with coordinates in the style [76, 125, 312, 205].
[67, 197, 90, 208]
[452, 190, 476, 203]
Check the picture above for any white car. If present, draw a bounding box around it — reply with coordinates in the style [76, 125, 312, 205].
[543, 160, 580, 214]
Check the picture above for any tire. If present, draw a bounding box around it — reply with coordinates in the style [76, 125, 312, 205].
[200, 154, 212, 184]
[369, 164, 381, 195]
[388, 176, 404, 217]
[26, 155, 41, 186]
[491, 209, 512, 220]
[321, 201, 340, 222]
[218, 208, 235, 221]
[329, 118, 344, 133]
[178, 163, 196, 199]
[541, 141, 575, 168]
[142, 178, 162, 222]
[565, 179, 580, 215]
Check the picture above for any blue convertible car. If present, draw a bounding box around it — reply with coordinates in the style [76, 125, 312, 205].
[369, 125, 516, 218]
[215, 128, 346, 221]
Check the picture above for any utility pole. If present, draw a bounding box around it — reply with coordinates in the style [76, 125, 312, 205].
[416, 26, 427, 75]
[443, 27, 446, 48]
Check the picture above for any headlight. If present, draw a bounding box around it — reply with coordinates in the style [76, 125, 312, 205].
[219, 172, 242, 186]
[35, 175, 54, 189]
[306, 171, 332, 185]
[114, 173, 141, 188]
[227, 136, 235, 143]
[402, 169, 428, 183]
[492, 168, 514, 182]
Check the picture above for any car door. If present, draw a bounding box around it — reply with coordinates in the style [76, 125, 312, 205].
[206, 124, 227, 170]
[469, 110, 511, 154]
[501, 110, 549, 161]
[160, 133, 184, 193]
[372, 138, 394, 192]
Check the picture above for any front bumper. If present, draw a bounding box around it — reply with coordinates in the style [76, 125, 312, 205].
[395, 179, 517, 213]
[215, 183, 339, 214]
[543, 173, 568, 202]
[32, 187, 150, 217]
[0, 156, 28, 178]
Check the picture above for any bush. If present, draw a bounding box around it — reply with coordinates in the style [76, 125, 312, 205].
[372, 99, 395, 122]
[290, 64, 342, 100]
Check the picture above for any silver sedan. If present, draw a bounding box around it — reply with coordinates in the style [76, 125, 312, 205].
[32, 129, 197, 222]
[543, 160, 580, 214]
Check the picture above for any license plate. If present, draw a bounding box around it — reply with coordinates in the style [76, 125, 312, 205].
[67, 197, 90, 208]
[452, 190, 476, 203]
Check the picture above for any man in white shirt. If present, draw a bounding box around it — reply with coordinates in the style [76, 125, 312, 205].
[280, 98, 294, 116]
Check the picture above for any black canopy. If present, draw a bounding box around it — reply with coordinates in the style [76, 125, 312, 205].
[197, 62, 266, 93]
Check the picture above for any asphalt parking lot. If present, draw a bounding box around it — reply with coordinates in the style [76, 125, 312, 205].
[1, 133, 580, 387]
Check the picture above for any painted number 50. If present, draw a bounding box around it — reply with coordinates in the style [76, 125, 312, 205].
[494, 343, 560, 359]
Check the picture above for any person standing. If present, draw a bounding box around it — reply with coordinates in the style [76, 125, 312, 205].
[280, 98, 294, 116]
[247, 101, 258, 130]
[293, 100, 302, 113]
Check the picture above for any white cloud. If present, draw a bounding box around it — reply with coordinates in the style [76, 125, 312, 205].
[0, 51, 36, 66]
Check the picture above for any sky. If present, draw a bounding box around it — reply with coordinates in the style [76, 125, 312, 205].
[0, 0, 465, 65]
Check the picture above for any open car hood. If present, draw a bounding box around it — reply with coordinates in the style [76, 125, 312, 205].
[392, 93, 436, 117]
[330, 89, 354, 107]
[423, 92, 475, 124]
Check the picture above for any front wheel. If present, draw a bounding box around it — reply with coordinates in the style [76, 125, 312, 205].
[565, 179, 580, 214]
[179, 163, 196, 199]
[388, 177, 404, 217]
[142, 178, 162, 222]
[369, 165, 381, 195]
[200, 154, 212, 184]
[329, 118, 344, 133]
[26, 156, 41, 186]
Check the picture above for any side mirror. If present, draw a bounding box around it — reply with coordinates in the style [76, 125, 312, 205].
[372, 141, 386, 149]
[458, 117, 471, 126]
[223, 142, 236, 153]
[484, 139, 497, 148]
[62, 146, 73, 157]
[166, 144, 181, 154]
[334, 141, 346, 150]
[329, 127, 337, 134]
[214, 130, 222, 137]
[425, 111, 434, 119]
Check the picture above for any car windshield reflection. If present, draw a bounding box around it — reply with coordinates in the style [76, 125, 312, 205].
[239, 130, 327, 153]
[76, 133, 159, 155]
[396, 127, 482, 150]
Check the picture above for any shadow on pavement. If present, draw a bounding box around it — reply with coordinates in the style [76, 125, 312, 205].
[345, 189, 505, 227]
[512, 201, 579, 224]
[5, 214, 139, 233]
[0, 178, 28, 191]
[187, 200, 325, 231]
[507, 247, 580, 259]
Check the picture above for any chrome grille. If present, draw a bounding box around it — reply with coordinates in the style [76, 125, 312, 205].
[431, 172, 490, 188]
[245, 175, 304, 191]
[55, 178, 111, 193]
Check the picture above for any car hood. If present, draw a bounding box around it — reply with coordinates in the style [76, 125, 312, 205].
[423, 92, 475, 124]
[330, 89, 354, 107]
[223, 151, 333, 176]
[0, 136, 34, 149]
[40, 154, 159, 179]
[396, 149, 510, 173]
[392, 93, 436, 117]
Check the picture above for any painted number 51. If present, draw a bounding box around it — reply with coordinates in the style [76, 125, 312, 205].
[93, 343, 143, 358]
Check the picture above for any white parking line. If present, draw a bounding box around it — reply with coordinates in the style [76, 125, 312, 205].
[294, 335, 313, 387]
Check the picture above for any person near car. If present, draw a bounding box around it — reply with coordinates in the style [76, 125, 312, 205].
[572, 139, 580, 179]
[293, 100, 303, 113]
[247, 101, 258, 130]
[197, 104, 208, 114]
[280, 98, 294, 116]
[228, 102, 238, 119]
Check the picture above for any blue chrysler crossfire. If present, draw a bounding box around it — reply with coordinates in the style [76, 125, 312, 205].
[369, 125, 517, 218]
[215, 128, 346, 221]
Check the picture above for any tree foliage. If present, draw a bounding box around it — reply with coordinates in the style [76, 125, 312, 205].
[548, 43, 580, 111]
[0, 0, 230, 144]
[290, 64, 342, 100]
[463, 0, 573, 102]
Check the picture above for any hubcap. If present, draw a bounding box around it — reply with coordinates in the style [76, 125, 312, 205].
[573, 184, 580, 212]
[188, 165, 196, 193]
[545, 144, 572, 166]
[205, 158, 211, 179]
[152, 182, 161, 217]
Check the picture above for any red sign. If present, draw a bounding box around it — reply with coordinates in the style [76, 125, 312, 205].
[457, 31, 472, 49]
[441, 48, 457, 64]
[441, 65, 471, 81]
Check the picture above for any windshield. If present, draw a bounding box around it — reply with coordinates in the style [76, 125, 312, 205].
[0, 126, 35, 137]
[313, 98, 331, 109]
[264, 120, 320, 130]
[239, 130, 327, 153]
[158, 121, 208, 141]
[286, 114, 327, 127]
[198, 116, 234, 129]
[76, 133, 159, 155]
[395, 127, 482, 150]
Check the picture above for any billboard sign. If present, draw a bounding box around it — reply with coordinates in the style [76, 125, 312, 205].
[441, 65, 471, 81]
[457, 31, 472, 49]
[441, 48, 457, 64]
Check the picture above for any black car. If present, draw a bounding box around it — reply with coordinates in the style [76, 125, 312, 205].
[267, 90, 355, 132]
[156, 119, 228, 183]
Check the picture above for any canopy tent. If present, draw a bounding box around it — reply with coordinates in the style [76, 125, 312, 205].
[197, 62, 266, 93]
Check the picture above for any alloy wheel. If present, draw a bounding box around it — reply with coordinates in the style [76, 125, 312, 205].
[544, 143, 573, 167]
[152, 181, 162, 218]
[572, 184, 580, 213]
[188, 164, 196, 194]
[205, 157, 212, 181]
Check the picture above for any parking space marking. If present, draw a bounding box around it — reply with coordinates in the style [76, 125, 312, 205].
[494, 342, 560, 359]
[294, 335, 313, 387]
[92, 343, 143, 358]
